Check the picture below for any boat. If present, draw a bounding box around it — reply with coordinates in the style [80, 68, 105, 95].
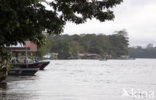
[8, 68, 39, 76]
[12, 60, 50, 70]
[12, 62, 39, 68]
[35, 61, 50, 70]
[6, 46, 49, 77]
[99, 58, 107, 61]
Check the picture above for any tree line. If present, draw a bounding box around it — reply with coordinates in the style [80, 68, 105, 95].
[129, 44, 156, 58]
[38, 30, 129, 59]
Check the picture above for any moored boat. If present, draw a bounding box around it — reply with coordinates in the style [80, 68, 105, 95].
[12, 61, 50, 70]
[8, 68, 39, 76]
[36, 61, 50, 70]
[12, 62, 40, 68]
[99, 58, 107, 61]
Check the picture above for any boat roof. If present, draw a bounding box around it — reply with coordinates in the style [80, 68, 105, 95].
[6, 47, 30, 52]
[6, 41, 37, 52]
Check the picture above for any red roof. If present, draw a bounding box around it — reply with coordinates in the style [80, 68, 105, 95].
[25, 41, 37, 52]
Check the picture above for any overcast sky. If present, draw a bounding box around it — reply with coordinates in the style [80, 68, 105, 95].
[45, 0, 156, 46]
[59, 0, 156, 47]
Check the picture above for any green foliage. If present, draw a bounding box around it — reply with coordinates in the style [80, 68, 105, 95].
[0, 0, 64, 47]
[0, 0, 123, 47]
[70, 41, 84, 56]
[43, 30, 129, 59]
[0, 48, 11, 65]
[51, 40, 72, 59]
[88, 46, 104, 55]
[108, 29, 129, 56]
[36, 34, 52, 57]
[0, 48, 10, 78]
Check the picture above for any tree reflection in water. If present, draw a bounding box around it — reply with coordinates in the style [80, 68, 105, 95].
[0, 82, 7, 100]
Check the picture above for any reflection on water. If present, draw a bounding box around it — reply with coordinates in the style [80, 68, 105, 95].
[0, 82, 7, 90]
[0, 82, 7, 100]
[0, 59, 156, 100]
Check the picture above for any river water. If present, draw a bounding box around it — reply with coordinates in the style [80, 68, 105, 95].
[0, 59, 156, 100]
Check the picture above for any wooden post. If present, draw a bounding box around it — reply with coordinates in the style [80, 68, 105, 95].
[25, 47, 28, 67]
